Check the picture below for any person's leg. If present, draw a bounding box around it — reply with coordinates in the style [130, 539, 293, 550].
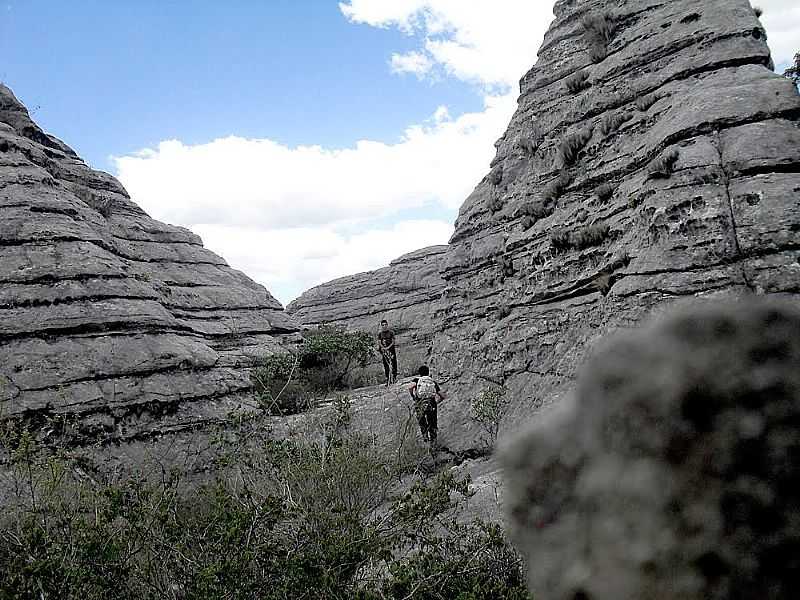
[428, 403, 438, 446]
[391, 350, 398, 383]
[416, 408, 429, 441]
[382, 352, 390, 382]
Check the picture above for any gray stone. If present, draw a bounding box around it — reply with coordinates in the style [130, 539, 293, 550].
[503, 298, 800, 600]
[0, 83, 298, 449]
[287, 245, 448, 382]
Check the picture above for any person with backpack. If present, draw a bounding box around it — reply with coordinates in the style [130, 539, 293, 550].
[377, 319, 398, 387]
[408, 365, 445, 448]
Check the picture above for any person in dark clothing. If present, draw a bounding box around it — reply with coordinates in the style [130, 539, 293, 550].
[377, 319, 398, 386]
[408, 365, 445, 447]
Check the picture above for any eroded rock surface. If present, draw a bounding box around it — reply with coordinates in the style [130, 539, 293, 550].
[427, 0, 800, 448]
[287, 245, 448, 380]
[0, 84, 298, 448]
[503, 298, 800, 600]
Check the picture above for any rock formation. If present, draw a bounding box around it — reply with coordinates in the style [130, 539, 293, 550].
[288, 245, 447, 381]
[427, 0, 800, 446]
[503, 298, 800, 599]
[0, 84, 298, 450]
[284, 0, 799, 457]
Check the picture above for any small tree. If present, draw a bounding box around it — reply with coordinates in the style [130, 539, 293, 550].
[252, 326, 375, 415]
[470, 386, 512, 448]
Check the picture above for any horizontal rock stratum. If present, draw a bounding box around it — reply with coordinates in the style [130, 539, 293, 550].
[0, 84, 298, 448]
[287, 245, 448, 379]
[290, 0, 800, 453]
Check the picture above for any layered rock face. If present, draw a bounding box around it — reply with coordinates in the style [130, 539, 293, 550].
[0, 84, 297, 448]
[288, 245, 448, 379]
[504, 299, 800, 599]
[428, 0, 800, 445]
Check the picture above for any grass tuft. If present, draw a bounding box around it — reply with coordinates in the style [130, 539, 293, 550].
[648, 149, 680, 179]
[557, 128, 593, 167]
[565, 70, 591, 94]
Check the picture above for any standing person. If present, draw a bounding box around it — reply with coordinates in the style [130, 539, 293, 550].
[409, 365, 445, 450]
[377, 319, 398, 386]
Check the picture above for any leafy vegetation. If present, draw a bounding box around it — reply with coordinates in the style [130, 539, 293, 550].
[0, 412, 532, 600]
[470, 386, 512, 448]
[253, 326, 374, 415]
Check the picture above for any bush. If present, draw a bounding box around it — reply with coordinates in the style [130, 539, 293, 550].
[0, 415, 532, 600]
[542, 170, 572, 204]
[557, 128, 593, 167]
[582, 12, 616, 62]
[565, 70, 591, 94]
[599, 111, 630, 136]
[635, 94, 658, 112]
[252, 326, 374, 415]
[517, 127, 544, 156]
[595, 183, 615, 202]
[648, 149, 680, 179]
[550, 223, 611, 253]
[470, 386, 512, 448]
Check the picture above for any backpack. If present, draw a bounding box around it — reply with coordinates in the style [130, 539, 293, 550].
[415, 376, 437, 402]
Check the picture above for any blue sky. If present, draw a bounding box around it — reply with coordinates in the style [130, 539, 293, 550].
[0, 0, 483, 170]
[1, 1, 797, 304]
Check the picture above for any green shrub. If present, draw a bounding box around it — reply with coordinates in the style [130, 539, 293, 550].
[0, 416, 531, 600]
[252, 326, 374, 415]
[470, 386, 512, 448]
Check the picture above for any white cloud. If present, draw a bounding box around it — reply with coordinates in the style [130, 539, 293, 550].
[193, 220, 454, 305]
[114, 95, 514, 231]
[114, 95, 516, 304]
[340, 0, 553, 90]
[391, 50, 434, 77]
[758, 0, 800, 66]
[117, 0, 798, 306]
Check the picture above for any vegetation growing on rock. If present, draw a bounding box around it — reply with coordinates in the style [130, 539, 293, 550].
[557, 128, 593, 167]
[253, 326, 373, 415]
[581, 12, 616, 63]
[0, 414, 531, 599]
[648, 149, 680, 179]
[565, 70, 591, 94]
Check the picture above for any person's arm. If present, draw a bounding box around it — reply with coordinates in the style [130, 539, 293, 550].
[385, 332, 395, 351]
[408, 379, 417, 399]
[435, 381, 446, 402]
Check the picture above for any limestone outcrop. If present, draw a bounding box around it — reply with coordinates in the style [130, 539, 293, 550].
[288, 245, 448, 380]
[503, 298, 800, 600]
[0, 84, 298, 448]
[426, 0, 800, 447]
